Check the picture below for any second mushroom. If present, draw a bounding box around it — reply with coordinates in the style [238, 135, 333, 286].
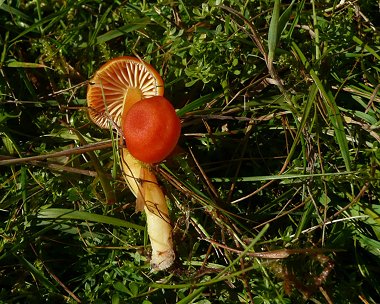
[87, 56, 179, 270]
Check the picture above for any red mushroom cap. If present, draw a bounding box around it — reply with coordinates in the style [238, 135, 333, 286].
[122, 96, 181, 164]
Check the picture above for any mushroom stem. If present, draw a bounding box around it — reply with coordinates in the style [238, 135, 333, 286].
[120, 148, 142, 203]
[140, 167, 175, 270]
[120, 148, 175, 270]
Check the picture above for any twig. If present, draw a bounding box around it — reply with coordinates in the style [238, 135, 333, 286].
[204, 239, 345, 259]
[230, 179, 276, 204]
[4, 159, 98, 177]
[365, 83, 380, 114]
[30, 244, 81, 303]
[188, 147, 220, 200]
[320, 182, 369, 228]
[0, 140, 114, 166]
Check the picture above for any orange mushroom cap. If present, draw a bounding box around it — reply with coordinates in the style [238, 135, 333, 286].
[87, 56, 164, 129]
[122, 96, 181, 164]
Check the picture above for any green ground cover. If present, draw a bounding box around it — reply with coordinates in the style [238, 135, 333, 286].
[0, 0, 379, 303]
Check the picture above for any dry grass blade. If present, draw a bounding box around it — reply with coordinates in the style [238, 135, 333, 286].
[0, 140, 113, 166]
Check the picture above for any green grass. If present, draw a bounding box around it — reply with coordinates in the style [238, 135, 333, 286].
[1, 0, 380, 303]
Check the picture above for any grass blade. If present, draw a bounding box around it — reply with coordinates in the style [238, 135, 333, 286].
[291, 42, 351, 171]
[267, 0, 280, 70]
[0, 3, 33, 22]
[7, 61, 47, 68]
[278, 0, 296, 37]
[176, 91, 222, 116]
[353, 35, 380, 60]
[80, 18, 151, 48]
[38, 208, 145, 230]
[212, 171, 357, 182]
[17, 256, 58, 292]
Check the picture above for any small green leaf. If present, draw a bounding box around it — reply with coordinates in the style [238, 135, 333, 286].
[111, 293, 120, 304]
[128, 282, 139, 297]
[319, 192, 331, 206]
[114, 282, 130, 294]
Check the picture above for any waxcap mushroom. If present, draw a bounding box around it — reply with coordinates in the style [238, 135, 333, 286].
[87, 56, 176, 270]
